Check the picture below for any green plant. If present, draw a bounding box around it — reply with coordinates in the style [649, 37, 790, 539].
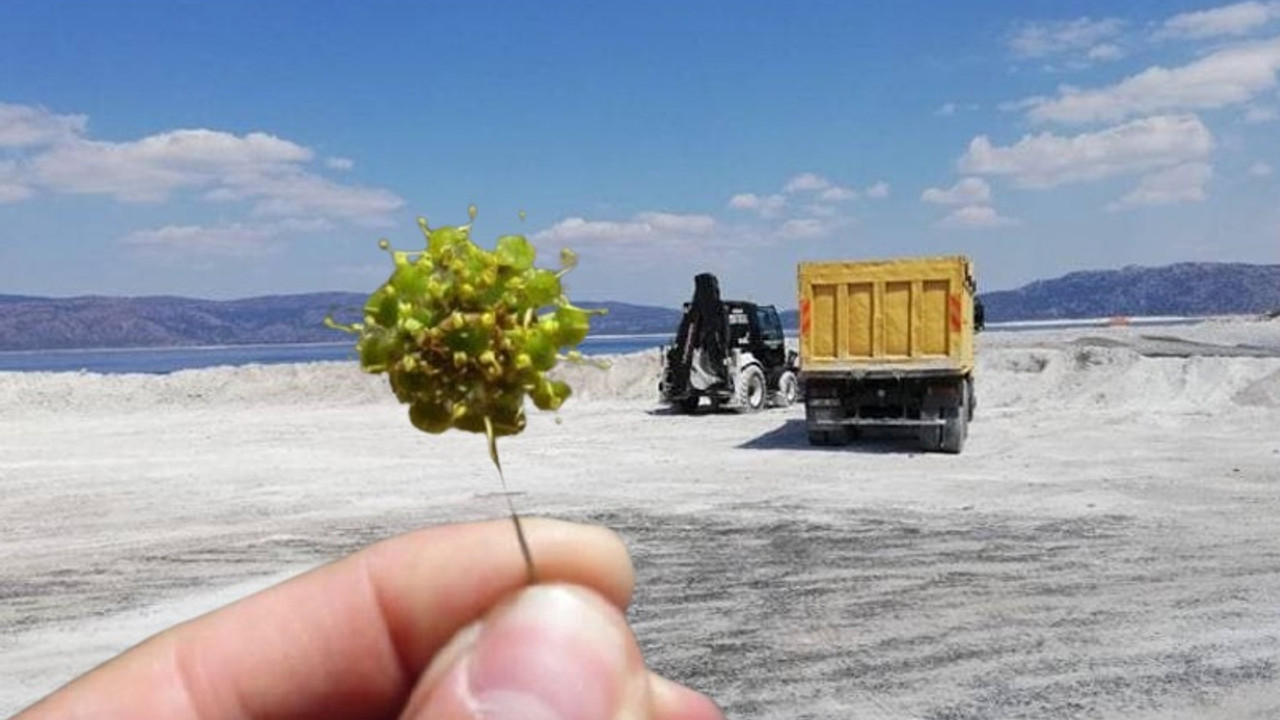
[329, 207, 604, 577]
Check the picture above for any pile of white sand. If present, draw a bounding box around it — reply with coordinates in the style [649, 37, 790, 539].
[3, 326, 1277, 418]
[0, 350, 668, 418]
[978, 346, 1280, 413]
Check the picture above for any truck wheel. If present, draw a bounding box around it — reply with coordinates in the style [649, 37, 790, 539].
[939, 413, 967, 453]
[918, 410, 942, 452]
[678, 396, 700, 414]
[773, 371, 799, 407]
[940, 383, 970, 454]
[737, 365, 767, 412]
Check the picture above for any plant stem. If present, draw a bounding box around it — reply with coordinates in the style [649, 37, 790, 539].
[484, 416, 537, 584]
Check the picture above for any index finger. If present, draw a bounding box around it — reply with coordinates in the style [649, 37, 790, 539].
[17, 518, 635, 720]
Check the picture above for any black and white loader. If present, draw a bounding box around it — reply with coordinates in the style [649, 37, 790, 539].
[659, 273, 799, 413]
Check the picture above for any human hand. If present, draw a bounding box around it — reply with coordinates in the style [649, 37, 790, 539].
[16, 518, 724, 720]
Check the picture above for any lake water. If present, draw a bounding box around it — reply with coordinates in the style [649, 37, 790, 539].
[0, 335, 671, 375]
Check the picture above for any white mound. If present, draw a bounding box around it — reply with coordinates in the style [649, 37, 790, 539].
[0, 351, 671, 417]
[0, 363, 388, 418]
[549, 348, 664, 402]
[977, 346, 1280, 413]
[3, 322, 1279, 418]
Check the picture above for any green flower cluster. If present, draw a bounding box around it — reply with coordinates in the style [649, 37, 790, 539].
[330, 207, 601, 438]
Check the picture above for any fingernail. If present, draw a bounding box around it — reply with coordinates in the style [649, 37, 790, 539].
[460, 585, 637, 720]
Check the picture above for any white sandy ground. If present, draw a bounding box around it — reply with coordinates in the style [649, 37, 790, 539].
[3, 317, 1280, 719]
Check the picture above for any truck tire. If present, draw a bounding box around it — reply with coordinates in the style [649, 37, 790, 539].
[917, 410, 942, 452]
[918, 381, 970, 453]
[677, 396, 700, 414]
[773, 370, 799, 407]
[737, 365, 767, 412]
[939, 412, 967, 453]
[939, 383, 970, 454]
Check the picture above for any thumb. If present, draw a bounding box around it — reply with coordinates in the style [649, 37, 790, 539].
[400, 583, 652, 720]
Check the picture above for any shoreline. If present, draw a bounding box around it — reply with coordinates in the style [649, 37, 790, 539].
[0, 333, 673, 357]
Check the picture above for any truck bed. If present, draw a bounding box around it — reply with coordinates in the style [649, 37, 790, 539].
[798, 256, 976, 376]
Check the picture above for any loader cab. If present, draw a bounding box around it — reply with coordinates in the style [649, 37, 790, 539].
[726, 301, 788, 371]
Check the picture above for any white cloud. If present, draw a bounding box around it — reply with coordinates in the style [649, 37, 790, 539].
[922, 177, 992, 205]
[959, 114, 1214, 188]
[121, 218, 335, 258]
[938, 205, 1021, 228]
[1244, 104, 1279, 121]
[217, 170, 402, 225]
[818, 186, 857, 202]
[325, 156, 355, 170]
[803, 203, 839, 218]
[1087, 43, 1125, 62]
[0, 102, 403, 225]
[1009, 17, 1125, 61]
[533, 202, 851, 262]
[637, 212, 717, 234]
[865, 181, 891, 199]
[1107, 162, 1213, 210]
[936, 102, 982, 116]
[530, 211, 786, 268]
[0, 160, 32, 202]
[777, 218, 830, 240]
[732, 173, 857, 218]
[1156, 1, 1280, 40]
[1025, 37, 1280, 124]
[728, 192, 786, 218]
[0, 102, 86, 147]
[783, 172, 831, 193]
[1249, 160, 1274, 176]
[779, 172, 856, 202]
[29, 130, 312, 202]
[0, 183, 30, 203]
[533, 212, 718, 249]
[122, 224, 278, 257]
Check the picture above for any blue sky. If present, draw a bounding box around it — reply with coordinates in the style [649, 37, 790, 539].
[2, 1, 1279, 308]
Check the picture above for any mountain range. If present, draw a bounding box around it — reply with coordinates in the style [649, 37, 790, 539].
[1, 262, 1277, 351]
[980, 262, 1280, 322]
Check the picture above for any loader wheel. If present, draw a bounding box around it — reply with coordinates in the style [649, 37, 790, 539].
[737, 365, 767, 412]
[774, 371, 799, 408]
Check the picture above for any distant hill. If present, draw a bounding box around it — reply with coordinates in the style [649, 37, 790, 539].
[1, 262, 1277, 351]
[0, 293, 365, 351]
[980, 262, 1280, 322]
[0, 294, 685, 351]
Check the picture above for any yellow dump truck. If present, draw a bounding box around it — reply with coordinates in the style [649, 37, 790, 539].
[798, 256, 979, 453]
